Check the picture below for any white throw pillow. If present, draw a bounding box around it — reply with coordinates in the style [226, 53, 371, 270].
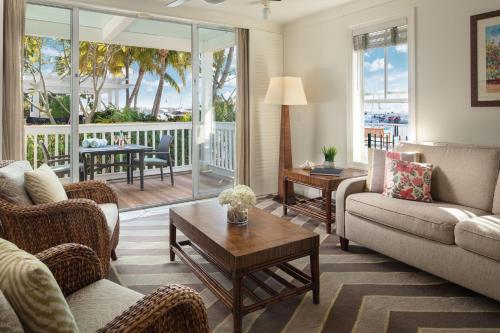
[0, 161, 33, 205]
[24, 164, 68, 204]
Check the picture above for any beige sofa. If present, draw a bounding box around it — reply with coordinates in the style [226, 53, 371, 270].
[336, 142, 500, 301]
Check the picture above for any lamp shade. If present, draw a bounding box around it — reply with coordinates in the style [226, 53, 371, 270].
[264, 77, 308, 106]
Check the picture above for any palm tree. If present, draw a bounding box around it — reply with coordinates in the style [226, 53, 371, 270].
[212, 47, 234, 102]
[151, 50, 191, 118]
[126, 47, 157, 109]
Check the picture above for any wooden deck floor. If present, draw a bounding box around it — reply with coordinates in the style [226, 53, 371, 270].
[108, 171, 233, 209]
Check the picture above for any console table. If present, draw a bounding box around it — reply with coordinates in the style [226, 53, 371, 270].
[283, 168, 367, 234]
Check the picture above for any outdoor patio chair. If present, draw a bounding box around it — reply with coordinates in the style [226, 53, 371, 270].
[0, 160, 120, 276]
[39, 140, 87, 180]
[132, 134, 175, 185]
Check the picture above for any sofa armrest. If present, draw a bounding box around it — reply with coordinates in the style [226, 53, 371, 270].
[36, 244, 104, 297]
[335, 176, 367, 237]
[98, 285, 209, 333]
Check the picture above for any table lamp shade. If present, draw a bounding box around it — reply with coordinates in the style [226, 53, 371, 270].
[264, 77, 308, 106]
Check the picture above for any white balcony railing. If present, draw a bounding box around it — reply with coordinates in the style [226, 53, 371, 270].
[24, 121, 235, 178]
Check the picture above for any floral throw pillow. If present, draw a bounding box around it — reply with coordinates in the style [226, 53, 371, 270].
[366, 149, 420, 193]
[383, 159, 433, 202]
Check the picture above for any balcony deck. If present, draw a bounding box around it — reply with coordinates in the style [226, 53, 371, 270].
[108, 170, 233, 209]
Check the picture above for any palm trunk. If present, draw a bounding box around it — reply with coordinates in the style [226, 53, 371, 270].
[127, 68, 145, 108]
[152, 55, 167, 118]
[125, 60, 130, 107]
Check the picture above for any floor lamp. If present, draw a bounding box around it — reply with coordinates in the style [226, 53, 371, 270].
[264, 77, 308, 202]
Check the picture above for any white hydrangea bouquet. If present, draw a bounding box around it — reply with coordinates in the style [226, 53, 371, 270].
[218, 185, 257, 226]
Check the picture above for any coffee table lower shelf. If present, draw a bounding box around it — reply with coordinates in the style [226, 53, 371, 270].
[170, 240, 317, 333]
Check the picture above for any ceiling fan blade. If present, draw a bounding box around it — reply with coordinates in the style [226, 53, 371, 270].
[203, 0, 226, 4]
[166, 0, 188, 7]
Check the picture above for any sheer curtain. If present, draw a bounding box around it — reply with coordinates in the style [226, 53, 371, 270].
[2, 0, 25, 160]
[235, 28, 250, 185]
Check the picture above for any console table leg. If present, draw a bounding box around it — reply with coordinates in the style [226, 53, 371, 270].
[339, 237, 349, 251]
[233, 273, 243, 333]
[283, 177, 288, 216]
[169, 220, 176, 261]
[325, 186, 332, 234]
[311, 246, 320, 304]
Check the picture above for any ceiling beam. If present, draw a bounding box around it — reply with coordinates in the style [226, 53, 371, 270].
[102, 16, 135, 42]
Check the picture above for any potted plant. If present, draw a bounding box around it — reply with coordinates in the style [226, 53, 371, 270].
[322, 146, 337, 167]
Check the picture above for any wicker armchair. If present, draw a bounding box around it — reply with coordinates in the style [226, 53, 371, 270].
[35, 243, 210, 333]
[0, 161, 120, 276]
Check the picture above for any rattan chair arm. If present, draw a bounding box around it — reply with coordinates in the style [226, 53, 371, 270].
[98, 285, 210, 333]
[64, 181, 119, 206]
[0, 198, 111, 276]
[36, 243, 104, 296]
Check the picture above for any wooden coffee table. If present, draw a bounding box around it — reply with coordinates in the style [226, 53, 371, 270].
[169, 201, 320, 333]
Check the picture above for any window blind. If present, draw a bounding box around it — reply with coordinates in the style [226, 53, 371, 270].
[353, 25, 407, 51]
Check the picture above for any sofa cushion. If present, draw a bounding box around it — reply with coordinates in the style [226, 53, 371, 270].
[0, 239, 79, 333]
[455, 215, 500, 261]
[0, 290, 24, 333]
[98, 203, 119, 235]
[396, 142, 500, 212]
[346, 192, 488, 244]
[67, 279, 142, 333]
[0, 161, 33, 205]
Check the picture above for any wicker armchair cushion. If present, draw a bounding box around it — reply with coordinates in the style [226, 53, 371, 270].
[24, 164, 69, 204]
[66, 279, 142, 333]
[0, 290, 24, 333]
[99, 203, 119, 235]
[0, 161, 33, 205]
[0, 239, 79, 332]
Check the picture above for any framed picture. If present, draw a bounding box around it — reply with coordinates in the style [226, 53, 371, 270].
[471, 10, 500, 107]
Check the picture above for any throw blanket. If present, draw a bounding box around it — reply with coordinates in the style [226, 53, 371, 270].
[82, 138, 108, 148]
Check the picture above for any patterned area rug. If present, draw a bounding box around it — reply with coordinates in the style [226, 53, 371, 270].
[111, 197, 500, 333]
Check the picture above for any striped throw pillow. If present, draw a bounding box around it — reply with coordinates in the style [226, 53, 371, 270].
[0, 239, 79, 333]
[24, 164, 68, 204]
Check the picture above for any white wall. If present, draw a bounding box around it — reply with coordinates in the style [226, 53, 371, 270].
[284, 0, 500, 169]
[249, 29, 284, 195]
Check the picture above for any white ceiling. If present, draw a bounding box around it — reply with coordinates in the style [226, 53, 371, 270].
[163, 0, 357, 24]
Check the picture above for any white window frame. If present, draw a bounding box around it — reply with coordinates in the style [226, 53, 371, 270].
[346, 9, 416, 169]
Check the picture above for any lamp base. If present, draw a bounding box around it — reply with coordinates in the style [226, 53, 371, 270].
[276, 105, 294, 202]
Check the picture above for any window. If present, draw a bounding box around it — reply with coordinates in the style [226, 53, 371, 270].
[351, 23, 411, 164]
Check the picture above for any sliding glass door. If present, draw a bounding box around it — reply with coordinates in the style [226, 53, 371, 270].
[192, 26, 236, 197]
[24, 2, 236, 208]
[24, 4, 76, 182]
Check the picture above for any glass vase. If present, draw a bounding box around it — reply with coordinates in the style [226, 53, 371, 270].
[227, 207, 249, 226]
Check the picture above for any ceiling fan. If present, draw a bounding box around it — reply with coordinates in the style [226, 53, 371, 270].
[166, 0, 226, 8]
[258, 0, 282, 20]
[166, 0, 282, 20]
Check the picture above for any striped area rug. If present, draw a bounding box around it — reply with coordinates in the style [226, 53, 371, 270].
[112, 197, 500, 333]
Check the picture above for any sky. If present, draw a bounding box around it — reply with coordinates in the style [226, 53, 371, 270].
[363, 43, 409, 118]
[31, 37, 237, 111]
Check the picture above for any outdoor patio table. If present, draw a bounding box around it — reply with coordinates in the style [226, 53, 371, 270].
[80, 144, 152, 191]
